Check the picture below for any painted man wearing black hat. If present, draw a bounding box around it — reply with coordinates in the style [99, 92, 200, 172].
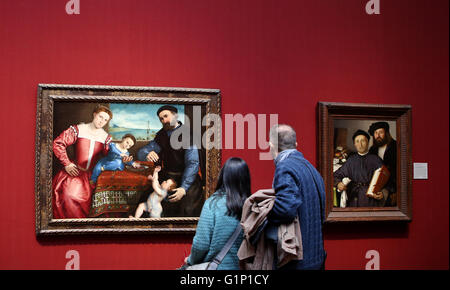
[368, 121, 397, 206]
[333, 129, 386, 207]
[137, 105, 204, 217]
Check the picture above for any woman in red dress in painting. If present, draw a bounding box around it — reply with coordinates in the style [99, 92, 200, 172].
[52, 105, 113, 219]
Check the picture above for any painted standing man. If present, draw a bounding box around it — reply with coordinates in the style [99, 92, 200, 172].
[368, 121, 397, 206]
[137, 105, 204, 217]
[333, 130, 387, 207]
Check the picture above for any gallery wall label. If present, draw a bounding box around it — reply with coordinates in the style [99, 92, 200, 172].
[413, 163, 428, 180]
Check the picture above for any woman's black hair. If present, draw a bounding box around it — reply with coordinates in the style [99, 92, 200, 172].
[214, 157, 251, 220]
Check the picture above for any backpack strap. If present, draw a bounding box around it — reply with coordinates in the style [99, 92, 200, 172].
[208, 223, 242, 269]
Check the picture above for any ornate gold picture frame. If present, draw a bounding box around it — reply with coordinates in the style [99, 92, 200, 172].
[35, 84, 221, 236]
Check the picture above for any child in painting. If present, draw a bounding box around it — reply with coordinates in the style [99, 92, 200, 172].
[131, 166, 177, 218]
[90, 133, 140, 186]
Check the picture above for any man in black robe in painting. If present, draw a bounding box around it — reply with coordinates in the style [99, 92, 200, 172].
[137, 105, 204, 217]
[333, 130, 387, 207]
[368, 121, 397, 206]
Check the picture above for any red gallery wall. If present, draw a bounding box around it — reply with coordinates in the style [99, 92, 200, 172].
[0, 0, 448, 270]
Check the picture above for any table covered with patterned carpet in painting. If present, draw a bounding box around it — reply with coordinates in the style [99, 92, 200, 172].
[89, 162, 155, 218]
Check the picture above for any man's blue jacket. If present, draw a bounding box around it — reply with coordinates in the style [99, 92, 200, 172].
[268, 149, 326, 270]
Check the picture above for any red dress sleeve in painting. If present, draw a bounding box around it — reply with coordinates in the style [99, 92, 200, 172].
[53, 125, 78, 167]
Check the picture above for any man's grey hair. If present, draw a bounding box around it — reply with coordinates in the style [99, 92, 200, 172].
[269, 124, 297, 152]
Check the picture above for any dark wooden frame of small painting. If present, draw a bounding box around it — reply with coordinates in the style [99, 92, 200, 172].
[317, 102, 412, 223]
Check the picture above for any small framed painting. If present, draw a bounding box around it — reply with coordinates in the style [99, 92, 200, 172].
[317, 102, 412, 223]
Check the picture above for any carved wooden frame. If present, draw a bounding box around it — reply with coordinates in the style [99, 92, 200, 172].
[35, 84, 221, 236]
[317, 102, 412, 223]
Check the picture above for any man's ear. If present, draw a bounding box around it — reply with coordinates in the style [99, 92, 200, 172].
[295, 142, 298, 147]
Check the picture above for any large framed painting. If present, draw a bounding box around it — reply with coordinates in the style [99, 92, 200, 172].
[317, 102, 412, 223]
[35, 84, 221, 236]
